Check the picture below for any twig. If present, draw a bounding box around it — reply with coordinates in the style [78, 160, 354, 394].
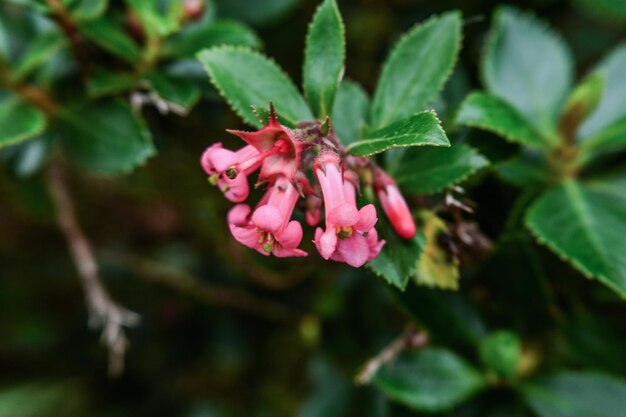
[46, 163, 139, 377]
[47, 0, 91, 78]
[355, 326, 429, 385]
[104, 252, 298, 322]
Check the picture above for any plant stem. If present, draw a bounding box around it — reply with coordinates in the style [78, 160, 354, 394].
[46, 162, 140, 377]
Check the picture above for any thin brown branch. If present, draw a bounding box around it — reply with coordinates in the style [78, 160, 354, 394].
[46, 163, 139, 377]
[355, 326, 429, 385]
[104, 252, 298, 322]
[47, 0, 91, 78]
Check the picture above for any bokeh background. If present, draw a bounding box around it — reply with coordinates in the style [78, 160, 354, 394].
[1, 0, 625, 416]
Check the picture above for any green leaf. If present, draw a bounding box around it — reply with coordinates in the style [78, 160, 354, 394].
[11, 32, 66, 81]
[496, 151, 550, 188]
[86, 69, 138, 98]
[0, 97, 47, 148]
[125, 0, 179, 38]
[162, 20, 261, 58]
[347, 111, 449, 157]
[414, 210, 460, 290]
[332, 79, 369, 145]
[559, 73, 604, 133]
[389, 144, 489, 194]
[522, 371, 626, 417]
[394, 286, 487, 350]
[372, 348, 485, 412]
[55, 99, 155, 174]
[526, 179, 626, 296]
[370, 11, 462, 129]
[579, 116, 626, 164]
[482, 6, 573, 139]
[579, 44, 626, 139]
[214, 0, 299, 25]
[80, 17, 140, 62]
[456, 92, 548, 149]
[370, 11, 461, 128]
[197, 46, 313, 127]
[64, 0, 108, 21]
[572, 0, 626, 23]
[367, 221, 426, 290]
[145, 71, 201, 115]
[303, 0, 345, 118]
[479, 331, 521, 380]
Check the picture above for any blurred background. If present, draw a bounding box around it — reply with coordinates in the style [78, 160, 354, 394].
[1, 0, 625, 416]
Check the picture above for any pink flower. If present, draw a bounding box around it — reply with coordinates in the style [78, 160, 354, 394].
[201, 143, 261, 202]
[228, 176, 307, 257]
[374, 169, 416, 239]
[313, 152, 385, 267]
[227, 105, 304, 182]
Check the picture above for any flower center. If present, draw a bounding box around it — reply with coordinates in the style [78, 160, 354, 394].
[257, 230, 276, 253]
[225, 166, 238, 179]
[336, 226, 354, 240]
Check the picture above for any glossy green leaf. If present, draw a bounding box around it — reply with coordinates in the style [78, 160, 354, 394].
[347, 111, 449, 157]
[303, 0, 345, 118]
[367, 221, 426, 290]
[370, 11, 461, 128]
[145, 71, 201, 115]
[197, 46, 313, 127]
[372, 348, 485, 412]
[526, 179, 626, 295]
[86, 69, 138, 98]
[12, 32, 66, 81]
[162, 20, 261, 58]
[580, 116, 626, 164]
[523, 371, 626, 417]
[479, 331, 521, 380]
[572, 0, 626, 23]
[579, 44, 626, 139]
[64, 0, 108, 21]
[215, 0, 299, 25]
[55, 99, 155, 174]
[496, 151, 550, 188]
[80, 17, 140, 62]
[389, 144, 489, 194]
[332, 79, 369, 145]
[482, 6, 573, 138]
[559, 73, 604, 133]
[0, 97, 47, 148]
[456, 92, 548, 149]
[125, 0, 179, 38]
[0, 13, 9, 61]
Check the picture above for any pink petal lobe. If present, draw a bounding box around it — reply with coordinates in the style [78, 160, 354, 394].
[277, 220, 303, 249]
[317, 228, 337, 260]
[227, 204, 251, 226]
[327, 203, 359, 227]
[251, 205, 284, 233]
[337, 234, 371, 268]
[355, 204, 378, 232]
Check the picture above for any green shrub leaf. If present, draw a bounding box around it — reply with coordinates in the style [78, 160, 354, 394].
[0, 97, 47, 148]
[373, 348, 485, 412]
[197, 46, 313, 127]
[522, 371, 626, 417]
[12, 32, 66, 81]
[162, 20, 261, 58]
[482, 6, 573, 139]
[145, 71, 201, 115]
[479, 330, 521, 380]
[456, 92, 550, 149]
[370, 11, 461, 129]
[389, 144, 489, 194]
[80, 17, 140, 63]
[55, 99, 155, 175]
[303, 0, 345, 118]
[332, 79, 369, 145]
[526, 179, 626, 296]
[347, 111, 449, 157]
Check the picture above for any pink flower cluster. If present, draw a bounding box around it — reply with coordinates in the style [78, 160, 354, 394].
[201, 107, 416, 268]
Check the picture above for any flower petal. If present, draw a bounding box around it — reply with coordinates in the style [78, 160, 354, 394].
[222, 174, 250, 203]
[276, 220, 303, 249]
[337, 233, 371, 268]
[227, 204, 251, 226]
[355, 204, 378, 232]
[327, 202, 359, 227]
[251, 205, 284, 233]
[316, 227, 337, 260]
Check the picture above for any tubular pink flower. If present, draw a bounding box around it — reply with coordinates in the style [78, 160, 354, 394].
[313, 152, 385, 267]
[374, 169, 416, 239]
[227, 105, 303, 182]
[201, 143, 262, 202]
[228, 176, 307, 258]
